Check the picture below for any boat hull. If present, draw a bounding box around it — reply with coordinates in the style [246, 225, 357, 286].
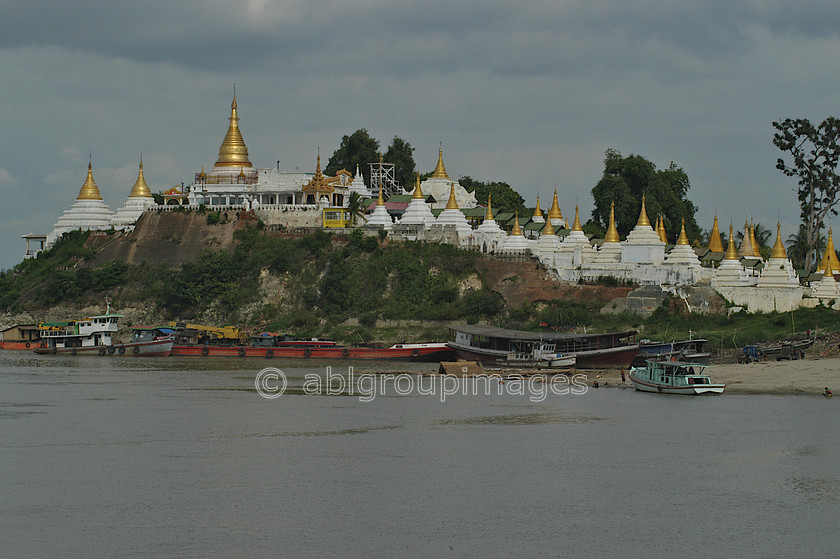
[451, 343, 637, 369]
[629, 371, 725, 395]
[1, 340, 45, 351]
[33, 339, 174, 357]
[170, 343, 456, 361]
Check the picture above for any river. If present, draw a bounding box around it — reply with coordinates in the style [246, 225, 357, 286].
[1, 352, 837, 558]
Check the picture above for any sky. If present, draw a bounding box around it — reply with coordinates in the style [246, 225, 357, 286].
[1, 0, 839, 269]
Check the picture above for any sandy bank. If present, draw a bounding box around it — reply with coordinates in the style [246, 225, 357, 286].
[582, 357, 840, 395]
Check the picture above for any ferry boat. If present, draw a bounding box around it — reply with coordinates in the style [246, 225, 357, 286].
[447, 325, 638, 369]
[33, 313, 174, 357]
[629, 359, 725, 395]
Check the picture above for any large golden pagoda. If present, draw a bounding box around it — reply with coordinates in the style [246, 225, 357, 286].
[77, 160, 103, 201]
[128, 157, 153, 198]
[430, 147, 449, 179]
[215, 90, 252, 168]
[548, 190, 563, 221]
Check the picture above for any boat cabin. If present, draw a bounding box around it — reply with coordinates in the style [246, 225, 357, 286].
[39, 314, 123, 349]
[643, 360, 713, 387]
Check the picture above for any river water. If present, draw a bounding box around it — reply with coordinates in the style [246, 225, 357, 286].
[1, 351, 838, 558]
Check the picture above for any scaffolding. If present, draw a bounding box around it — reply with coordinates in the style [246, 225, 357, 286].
[369, 161, 400, 199]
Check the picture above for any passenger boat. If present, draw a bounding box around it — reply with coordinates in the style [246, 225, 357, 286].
[628, 359, 725, 394]
[33, 313, 174, 357]
[0, 324, 43, 350]
[169, 339, 456, 361]
[446, 325, 638, 369]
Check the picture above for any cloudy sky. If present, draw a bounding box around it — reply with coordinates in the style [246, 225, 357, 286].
[1, 1, 838, 269]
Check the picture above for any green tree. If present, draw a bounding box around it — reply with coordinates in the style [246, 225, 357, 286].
[590, 149, 700, 240]
[384, 136, 416, 191]
[346, 192, 368, 227]
[786, 225, 825, 271]
[325, 129, 381, 187]
[773, 117, 840, 271]
[459, 176, 526, 214]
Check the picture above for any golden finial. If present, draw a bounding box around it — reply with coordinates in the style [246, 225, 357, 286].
[548, 190, 563, 220]
[708, 214, 724, 252]
[605, 200, 620, 243]
[215, 88, 252, 168]
[542, 217, 555, 236]
[635, 194, 651, 228]
[817, 227, 840, 273]
[199, 165, 206, 178]
[430, 144, 449, 179]
[770, 222, 787, 259]
[77, 158, 103, 200]
[676, 217, 689, 245]
[658, 216, 668, 243]
[484, 193, 494, 221]
[738, 219, 754, 257]
[749, 219, 761, 258]
[533, 196, 543, 218]
[377, 182, 384, 206]
[571, 205, 583, 232]
[412, 173, 424, 199]
[511, 213, 522, 236]
[724, 222, 740, 260]
[128, 155, 153, 198]
[445, 183, 459, 210]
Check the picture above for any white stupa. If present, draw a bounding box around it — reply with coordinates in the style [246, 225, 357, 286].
[593, 201, 621, 263]
[537, 218, 560, 255]
[435, 183, 473, 243]
[347, 164, 370, 197]
[664, 218, 701, 268]
[811, 263, 840, 300]
[557, 205, 596, 266]
[365, 184, 393, 230]
[712, 223, 748, 286]
[757, 223, 799, 288]
[531, 196, 545, 223]
[498, 213, 532, 254]
[46, 159, 114, 247]
[474, 193, 505, 252]
[620, 195, 665, 263]
[546, 190, 567, 229]
[737, 219, 757, 258]
[112, 157, 158, 231]
[419, 147, 477, 209]
[399, 174, 435, 227]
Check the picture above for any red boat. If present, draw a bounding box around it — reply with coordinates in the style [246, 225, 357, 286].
[170, 341, 456, 361]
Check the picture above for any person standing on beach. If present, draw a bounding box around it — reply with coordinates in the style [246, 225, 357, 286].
[620, 368, 626, 385]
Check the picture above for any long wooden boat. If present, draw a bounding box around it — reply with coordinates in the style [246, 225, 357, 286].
[447, 325, 638, 369]
[170, 341, 456, 361]
[629, 359, 725, 395]
[633, 338, 711, 366]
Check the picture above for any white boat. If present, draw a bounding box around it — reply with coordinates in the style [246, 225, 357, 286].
[34, 312, 173, 357]
[629, 359, 725, 395]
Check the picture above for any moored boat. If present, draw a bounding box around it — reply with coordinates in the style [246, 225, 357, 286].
[633, 337, 711, 366]
[33, 314, 174, 357]
[169, 339, 456, 361]
[447, 325, 637, 369]
[629, 359, 725, 395]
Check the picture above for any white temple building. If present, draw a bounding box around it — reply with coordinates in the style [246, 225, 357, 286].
[433, 183, 474, 244]
[399, 175, 436, 227]
[365, 185, 394, 231]
[555, 206, 596, 268]
[46, 160, 115, 248]
[473, 194, 506, 253]
[111, 157, 158, 231]
[498, 214, 533, 255]
[418, 148, 477, 210]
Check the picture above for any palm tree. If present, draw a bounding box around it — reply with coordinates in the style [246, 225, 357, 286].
[346, 191, 368, 227]
[786, 225, 825, 272]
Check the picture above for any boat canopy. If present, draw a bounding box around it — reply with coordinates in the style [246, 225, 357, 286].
[448, 325, 636, 342]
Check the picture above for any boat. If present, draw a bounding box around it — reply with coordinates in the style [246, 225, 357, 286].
[633, 337, 711, 366]
[446, 325, 638, 369]
[629, 359, 725, 394]
[0, 324, 43, 350]
[33, 313, 174, 357]
[169, 338, 456, 361]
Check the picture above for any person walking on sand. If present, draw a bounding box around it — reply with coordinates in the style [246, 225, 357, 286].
[620, 368, 626, 386]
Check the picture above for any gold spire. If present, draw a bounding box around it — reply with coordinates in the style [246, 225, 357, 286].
[128, 157, 153, 198]
[484, 193, 494, 221]
[377, 182, 385, 206]
[749, 219, 761, 258]
[445, 183, 459, 210]
[605, 201, 620, 243]
[77, 159, 103, 200]
[215, 89, 252, 168]
[635, 194, 651, 228]
[817, 227, 840, 273]
[533, 196, 543, 218]
[770, 222, 787, 259]
[542, 217, 555, 236]
[430, 146, 449, 179]
[724, 222, 740, 260]
[571, 205, 583, 232]
[708, 214, 724, 252]
[412, 173, 424, 199]
[658, 216, 668, 243]
[738, 219, 754, 257]
[511, 213, 523, 236]
[548, 190, 563, 220]
[302, 152, 333, 194]
[676, 217, 689, 245]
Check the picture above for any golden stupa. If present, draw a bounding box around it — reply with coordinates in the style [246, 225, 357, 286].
[77, 160, 103, 201]
[128, 157, 153, 198]
[445, 183, 459, 210]
[548, 190, 563, 220]
[571, 205, 583, 232]
[708, 214, 724, 252]
[676, 218, 690, 246]
[484, 193, 494, 221]
[430, 147, 450, 179]
[605, 201, 620, 243]
[724, 223, 740, 260]
[533, 196, 543, 218]
[770, 222, 787, 259]
[412, 173, 424, 199]
[215, 90, 252, 168]
[817, 228, 840, 273]
[511, 213, 523, 236]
